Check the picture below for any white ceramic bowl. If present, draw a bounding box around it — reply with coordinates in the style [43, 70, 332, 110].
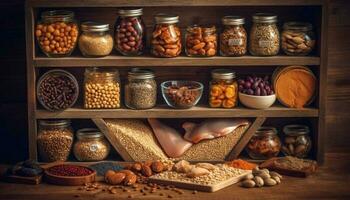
[239, 92, 276, 109]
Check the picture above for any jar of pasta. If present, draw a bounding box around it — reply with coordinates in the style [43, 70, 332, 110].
[249, 13, 280, 56]
[151, 14, 181, 58]
[35, 10, 79, 57]
[185, 25, 217, 57]
[220, 16, 247, 56]
[281, 125, 312, 158]
[209, 69, 238, 108]
[84, 68, 121, 109]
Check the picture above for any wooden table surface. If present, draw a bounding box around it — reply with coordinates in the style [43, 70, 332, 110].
[0, 153, 349, 200]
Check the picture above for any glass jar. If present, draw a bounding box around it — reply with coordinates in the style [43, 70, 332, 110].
[37, 120, 74, 162]
[73, 128, 110, 161]
[209, 69, 238, 108]
[246, 127, 281, 160]
[220, 16, 247, 56]
[35, 10, 79, 57]
[281, 22, 316, 56]
[84, 68, 121, 109]
[151, 14, 181, 58]
[185, 25, 217, 57]
[114, 8, 146, 56]
[78, 22, 113, 57]
[281, 125, 312, 158]
[125, 68, 157, 109]
[249, 13, 280, 56]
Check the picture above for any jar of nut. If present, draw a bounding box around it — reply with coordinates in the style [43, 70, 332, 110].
[114, 8, 146, 56]
[220, 16, 247, 56]
[37, 120, 74, 162]
[282, 125, 312, 158]
[209, 69, 238, 108]
[249, 13, 280, 56]
[73, 128, 110, 161]
[185, 25, 217, 57]
[35, 10, 79, 57]
[151, 14, 181, 58]
[281, 22, 315, 56]
[84, 68, 121, 109]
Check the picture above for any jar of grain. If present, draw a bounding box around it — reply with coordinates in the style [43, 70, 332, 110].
[78, 22, 113, 57]
[209, 69, 238, 108]
[35, 10, 79, 57]
[281, 22, 315, 56]
[249, 13, 280, 56]
[281, 125, 312, 158]
[37, 120, 73, 162]
[73, 128, 110, 161]
[220, 16, 247, 56]
[84, 68, 121, 109]
[125, 68, 157, 109]
[185, 25, 217, 57]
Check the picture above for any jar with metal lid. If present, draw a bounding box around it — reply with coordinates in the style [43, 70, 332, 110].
[35, 10, 79, 57]
[249, 13, 280, 56]
[37, 120, 74, 162]
[185, 25, 217, 57]
[84, 68, 121, 109]
[73, 128, 110, 161]
[78, 22, 113, 57]
[209, 69, 238, 108]
[281, 22, 316, 56]
[114, 8, 146, 56]
[220, 16, 247, 56]
[245, 127, 281, 160]
[281, 125, 312, 158]
[125, 68, 157, 109]
[151, 14, 181, 57]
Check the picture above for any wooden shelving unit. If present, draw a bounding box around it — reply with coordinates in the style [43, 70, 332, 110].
[26, 0, 328, 163]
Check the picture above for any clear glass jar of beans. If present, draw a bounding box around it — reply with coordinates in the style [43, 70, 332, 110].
[125, 68, 157, 109]
[209, 69, 238, 108]
[37, 119, 74, 162]
[281, 125, 312, 158]
[151, 14, 181, 58]
[114, 8, 146, 56]
[84, 68, 121, 109]
[35, 10, 79, 57]
[220, 16, 247, 56]
[185, 25, 217, 57]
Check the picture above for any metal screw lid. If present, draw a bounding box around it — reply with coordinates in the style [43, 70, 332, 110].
[128, 68, 155, 79]
[76, 128, 104, 139]
[283, 22, 313, 32]
[41, 10, 74, 21]
[252, 13, 277, 23]
[211, 69, 236, 80]
[154, 13, 179, 24]
[222, 16, 245, 25]
[81, 21, 109, 32]
[118, 8, 143, 17]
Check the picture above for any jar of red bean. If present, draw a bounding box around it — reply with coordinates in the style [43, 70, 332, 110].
[114, 8, 146, 56]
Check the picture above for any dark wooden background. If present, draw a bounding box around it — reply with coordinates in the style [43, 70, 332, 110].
[0, 0, 349, 163]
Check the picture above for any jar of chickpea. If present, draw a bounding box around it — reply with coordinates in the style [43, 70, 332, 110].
[35, 10, 79, 57]
[84, 68, 121, 109]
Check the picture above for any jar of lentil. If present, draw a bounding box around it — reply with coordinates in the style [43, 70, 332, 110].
[209, 69, 238, 108]
[281, 22, 316, 56]
[84, 68, 121, 109]
[249, 13, 280, 56]
[37, 120, 73, 162]
[35, 10, 79, 57]
[151, 14, 181, 58]
[185, 25, 217, 57]
[281, 125, 312, 158]
[114, 8, 146, 56]
[220, 16, 247, 56]
[73, 128, 110, 161]
[78, 22, 113, 57]
[125, 69, 157, 109]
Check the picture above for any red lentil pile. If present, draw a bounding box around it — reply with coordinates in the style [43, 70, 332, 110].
[47, 165, 93, 176]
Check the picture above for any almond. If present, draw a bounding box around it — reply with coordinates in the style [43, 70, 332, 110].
[131, 163, 142, 172]
[124, 173, 137, 186]
[106, 172, 126, 185]
[141, 165, 153, 177]
[151, 161, 164, 173]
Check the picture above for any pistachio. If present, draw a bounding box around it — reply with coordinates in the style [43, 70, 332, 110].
[241, 180, 256, 188]
[253, 176, 264, 187]
[264, 178, 277, 186]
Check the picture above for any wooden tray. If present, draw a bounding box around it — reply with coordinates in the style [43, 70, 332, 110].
[1, 174, 42, 185]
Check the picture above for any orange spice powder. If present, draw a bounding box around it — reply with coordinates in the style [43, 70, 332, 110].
[226, 159, 257, 170]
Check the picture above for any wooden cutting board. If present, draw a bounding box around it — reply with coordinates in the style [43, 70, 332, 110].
[1, 174, 42, 185]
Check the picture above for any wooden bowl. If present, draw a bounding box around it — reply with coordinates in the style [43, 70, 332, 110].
[44, 165, 96, 186]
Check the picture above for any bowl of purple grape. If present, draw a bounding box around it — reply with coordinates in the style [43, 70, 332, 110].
[238, 75, 276, 109]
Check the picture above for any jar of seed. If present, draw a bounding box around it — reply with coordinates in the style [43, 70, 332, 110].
[73, 128, 110, 161]
[125, 68, 157, 109]
[37, 120, 74, 162]
[220, 16, 247, 56]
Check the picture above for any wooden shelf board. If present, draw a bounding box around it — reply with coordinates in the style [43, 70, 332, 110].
[33, 55, 321, 67]
[35, 105, 319, 119]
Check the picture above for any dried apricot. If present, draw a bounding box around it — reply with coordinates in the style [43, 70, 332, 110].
[225, 87, 235, 98]
[210, 85, 222, 97]
[223, 99, 235, 108]
[210, 99, 222, 107]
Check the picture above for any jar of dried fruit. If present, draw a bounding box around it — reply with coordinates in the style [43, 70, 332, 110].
[35, 10, 79, 57]
[185, 25, 217, 57]
[73, 128, 110, 161]
[114, 8, 146, 56]
[220, 16, 247, 56]
[151, 14, 181, 58]
[37, 120, 74, 162]
[281, 22, 315, 56]
[281, 125, 312, 158]
[209, 69, 238, 108]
